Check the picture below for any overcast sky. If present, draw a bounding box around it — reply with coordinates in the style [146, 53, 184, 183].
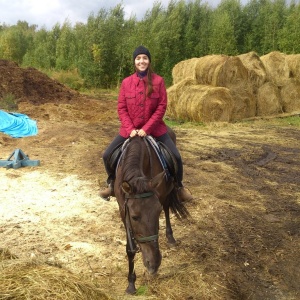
[0, 0, 221, 29]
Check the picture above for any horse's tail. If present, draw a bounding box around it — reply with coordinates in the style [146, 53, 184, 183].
[168, 188, 190, 219]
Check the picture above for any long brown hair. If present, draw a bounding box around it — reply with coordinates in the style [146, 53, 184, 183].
[146, 64, 153, 96]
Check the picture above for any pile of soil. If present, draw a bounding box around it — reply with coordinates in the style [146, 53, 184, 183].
[0, 60, 78, 105]
[0, 61, 299, 300]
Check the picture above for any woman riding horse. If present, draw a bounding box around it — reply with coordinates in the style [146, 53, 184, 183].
[99, 45, 193, 202]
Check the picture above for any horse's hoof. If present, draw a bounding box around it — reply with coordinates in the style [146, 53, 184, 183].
[126, 286, 136, 295]
[167, 236, 176, 245]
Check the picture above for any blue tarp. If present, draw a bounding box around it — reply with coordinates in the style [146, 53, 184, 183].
[0, 110, 38, 138]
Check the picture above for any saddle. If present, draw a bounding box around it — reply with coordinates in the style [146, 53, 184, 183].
[107, 136, 178, 181]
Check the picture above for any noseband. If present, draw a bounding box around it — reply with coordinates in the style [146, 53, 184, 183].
[124, 191, 159, 253]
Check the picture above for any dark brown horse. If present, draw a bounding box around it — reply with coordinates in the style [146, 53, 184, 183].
[114, 130, 189, 294]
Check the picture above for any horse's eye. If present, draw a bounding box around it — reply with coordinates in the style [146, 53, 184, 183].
[132, 216, 140, 221]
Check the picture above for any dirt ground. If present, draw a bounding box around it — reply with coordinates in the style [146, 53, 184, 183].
[0, 63, 299, 300]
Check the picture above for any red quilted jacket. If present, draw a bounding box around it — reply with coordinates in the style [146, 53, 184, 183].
[118, 72, 168, 138]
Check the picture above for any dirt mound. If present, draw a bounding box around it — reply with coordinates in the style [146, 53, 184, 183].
[0, 60, 79, 105]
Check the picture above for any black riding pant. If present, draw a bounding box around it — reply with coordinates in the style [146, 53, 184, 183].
[102, 133, 183, 187]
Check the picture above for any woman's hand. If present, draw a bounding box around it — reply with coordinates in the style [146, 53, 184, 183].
[137, 129, 147, 137]
[130, 129, 138, 137]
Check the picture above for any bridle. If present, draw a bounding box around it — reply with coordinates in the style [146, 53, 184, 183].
[121, 137, 160, 254]
[124, 191, 159, 254]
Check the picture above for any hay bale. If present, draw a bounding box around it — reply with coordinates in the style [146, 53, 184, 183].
[171, 84, 234, 123]
[172, 58, 200, 84]
[194, 55, 228, 86]
[238, 51, 267, 93]
[217, 56, 250, 88]
[0, 259, 112, 300]
[257, 82, 282, 116]
[195, 55, 255, 121]
[230, 89, 256, 121]
[260, 51, 290, 87]
[280, 78, 300, 113]
[285, 54, 300, 82]
[167, 78, 198, 119]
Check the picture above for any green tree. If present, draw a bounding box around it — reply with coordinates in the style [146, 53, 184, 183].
[217, 0, 245, 53]
[183, 0, 212, 58]
[208, 9, 238, 55]
[0, 23, 30, 63]
[56, 21, 77, 70]
[279, 1, 300, 53]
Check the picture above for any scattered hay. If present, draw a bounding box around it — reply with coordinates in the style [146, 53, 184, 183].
[257, 82, 283, 116]
[171, 84, 234, 123]
[172, 58, 200, 85]
[0, 256, 112, 300]
[280, 78, 300, 113]
[0, 248, 18, 260]
[260, 51, 290, 87]
[238, 51, 267, 93]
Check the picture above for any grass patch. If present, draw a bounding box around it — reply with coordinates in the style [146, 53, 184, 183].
[81, 88, 119, 101]
[0, 93, 18, 111]
[164, 117, 206, 128]
[239, 115, 300, 128]
[275, 115, 300, 127]
[136, 285, 148, 296]
[46, 69, 85, 91]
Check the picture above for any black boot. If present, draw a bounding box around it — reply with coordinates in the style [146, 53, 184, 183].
[99, 182, 115, 201]
[177, 186, 193, 202]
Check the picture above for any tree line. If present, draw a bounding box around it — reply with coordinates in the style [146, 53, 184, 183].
[0, 0, 299, 88]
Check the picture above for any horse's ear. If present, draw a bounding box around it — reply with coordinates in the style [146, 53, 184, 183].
[121, 181, 132, 194]
[150, 171, 165, 189]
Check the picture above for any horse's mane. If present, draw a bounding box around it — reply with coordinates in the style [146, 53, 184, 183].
[122, 137, 149, 193]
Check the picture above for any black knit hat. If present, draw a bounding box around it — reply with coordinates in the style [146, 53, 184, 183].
[133, 45, 151, 62]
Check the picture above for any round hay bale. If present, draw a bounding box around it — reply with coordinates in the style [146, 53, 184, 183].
[172, 58, 200, 84]
[280, 78, 300, 113]
[0, 259, 112, 300]
[195, 55, 228, 86]
[238, 51, 267, 93]
[285, 54, 300, 82]
[167, 78, 198, 119]
[230, 89, 256, 121]
[260, 51, 290, 87]
[215, 56, 256, 121]
[172, 84, 234, 123]
[217, 56, 250, 89]
[257, 82, 282, 116]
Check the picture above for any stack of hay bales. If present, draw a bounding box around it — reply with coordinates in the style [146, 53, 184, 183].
[167, 51, 300, 123]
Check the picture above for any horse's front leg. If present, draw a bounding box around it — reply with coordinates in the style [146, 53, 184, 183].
[164, 205, 176, 245]
[126, 243, 137, 294]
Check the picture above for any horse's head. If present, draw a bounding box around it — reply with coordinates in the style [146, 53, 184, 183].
[121, 170, 166, 274]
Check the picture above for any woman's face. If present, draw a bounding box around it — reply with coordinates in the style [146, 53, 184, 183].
[135, 54, 150, 72]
